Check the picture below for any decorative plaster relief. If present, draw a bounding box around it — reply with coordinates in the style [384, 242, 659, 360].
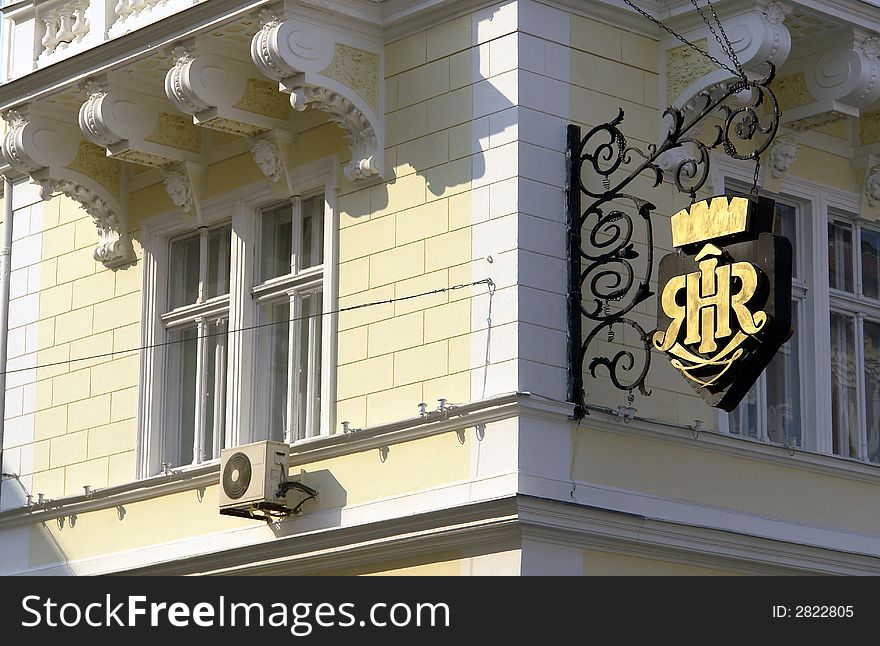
[665, 40, 715, 106]
[867, 166, 880, 208]
[163, 167, 194, 213]
[768, 132, 799, 178]
[145, 113, 201, 153]
[860, 109, 880, 145]
[250, 137, 283, 182]
[322, 44, 379, 114]
[67, 141, 121, 196]
[234, 79, 291, 119]
[771, 74, 815, 112]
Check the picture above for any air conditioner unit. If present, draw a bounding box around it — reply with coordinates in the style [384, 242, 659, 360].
[219, 440, 290, 515]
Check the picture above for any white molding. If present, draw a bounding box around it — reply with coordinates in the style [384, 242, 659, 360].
[18, 490, 880, 575]
[517, 494, 880, 574]
[2, 391, 533, 524]
[136, 156, 339, 472]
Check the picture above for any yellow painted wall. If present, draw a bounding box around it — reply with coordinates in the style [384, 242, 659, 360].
[32, 427, 471, 566]
[29, 196, 141, 500]
[574, 426, 880, 535]
[335, 15, 476, 430]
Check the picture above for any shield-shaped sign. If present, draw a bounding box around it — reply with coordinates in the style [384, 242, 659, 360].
[652, 195, 793, 411]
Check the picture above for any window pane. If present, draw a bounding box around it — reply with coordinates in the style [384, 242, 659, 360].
[828, 221, 854, 292]
[766, 304, 800, 446]
[774, 202, 797, 279]
[164, 325, 198, 467]
[297, 291, 322, 440]
[865, 320, 880, 464]
[862, 228, 880, 300]
[169, 233, 201, 309]
[830, 312, 858, 459]
[206, 225, 231, 300]
[255, 300, 289, 443]
[261, 204, 292, 282]
[729, 386, 759, 439]
[301, 195, 324, 269]
[203, 319, 228, 462]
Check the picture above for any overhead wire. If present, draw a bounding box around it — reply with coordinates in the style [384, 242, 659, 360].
[0, 278, 496, 377]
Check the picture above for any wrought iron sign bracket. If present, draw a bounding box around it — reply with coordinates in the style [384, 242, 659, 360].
[566, 67, 781, 419]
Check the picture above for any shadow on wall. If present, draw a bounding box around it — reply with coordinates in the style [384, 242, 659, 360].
[0, 477, 73, 574]
[341, 6, 518, 218]
[270, 468, 346, 539]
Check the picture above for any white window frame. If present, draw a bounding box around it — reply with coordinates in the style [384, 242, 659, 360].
[160, 224, 232, 468]
[137, 157, 338, 478]
[251, 193, 326, 445]
[826, 211, 880, 463]
[710, 154, 859, 457]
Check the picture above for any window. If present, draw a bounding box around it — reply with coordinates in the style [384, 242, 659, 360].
[139, 159, 337, 478]
[161, 224, 232, 468]
[727, 199, 804, 447]
[826, 215, 880, 464]
[252, 195, 324, 444]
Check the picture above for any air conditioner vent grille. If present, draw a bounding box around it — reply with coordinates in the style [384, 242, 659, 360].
[222, 452, 252, 500]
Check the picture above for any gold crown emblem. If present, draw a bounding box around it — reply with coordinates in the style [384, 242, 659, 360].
[671, 196, 751, 247]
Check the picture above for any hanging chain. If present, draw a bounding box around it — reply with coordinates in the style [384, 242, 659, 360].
[705, 0, 744, 76]
[621, 0, 742, 79]
[689, 0, 746, 79]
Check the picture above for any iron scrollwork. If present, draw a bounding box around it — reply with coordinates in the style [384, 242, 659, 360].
[567, 67, 781, 418]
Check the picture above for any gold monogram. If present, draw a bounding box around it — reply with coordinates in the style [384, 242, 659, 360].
[652, 195, 792, 410]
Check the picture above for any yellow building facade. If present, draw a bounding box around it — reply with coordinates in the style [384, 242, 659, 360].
[0, 0, 879, 575]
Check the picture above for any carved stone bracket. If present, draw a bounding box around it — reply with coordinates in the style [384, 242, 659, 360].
[782, 30, 880, 130]
[2, 107, 132, 268]
[79, 75, 202, 168]
[164, 44, 291, 138]
[663, 2, 792, 117]
[768, 128, 800, 178]
[250, 129, 295, 195]
[162, 161, 206, 222]
[250, 10, 384, 181]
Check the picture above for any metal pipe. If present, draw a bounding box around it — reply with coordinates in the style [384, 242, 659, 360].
[0, 176, 14, 512]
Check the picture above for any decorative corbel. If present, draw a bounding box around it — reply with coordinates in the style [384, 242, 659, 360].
[162, 161, 205, 222]
[662, 1, 792, 115]
[768, 131, 800, 178]
[164, 43, 290, 138]
[250, 129, 295, 196]
[867, 162, 880, 208]
[78, 75, 202, 168]
[782, 30, 880, 130]
[762, 128, 800, 192]
[2, 107, 132, 268]
[250, 10, 384, 181]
